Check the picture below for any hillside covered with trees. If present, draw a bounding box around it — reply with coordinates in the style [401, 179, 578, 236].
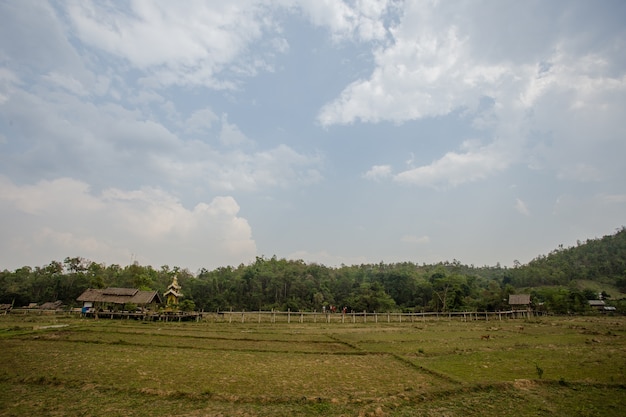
[1, 228, 625, 314]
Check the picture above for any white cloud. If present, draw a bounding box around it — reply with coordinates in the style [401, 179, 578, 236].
[393, 143, 510, 188]
[185, 108, 219, 134]
[219, 114, 252, 147]
[0, 176, 256, 271]
[206, 145, 324, 191]
[41, 72, 88, 96]
[556, 163, 604, 183]
[363, 164, 392, 181]
[0, 0, 90, 79]
[317, 6, 514, 126]
[599, 194, 626, 204]
[515, 198, 530, 217]
[298, 0, 394, 42]
[319, 0, 626, 189]
[0, 177, 102, 216]
[401, 235, 430, 244]
[0, 76, 324, 194]
[65, 1, 284, 88]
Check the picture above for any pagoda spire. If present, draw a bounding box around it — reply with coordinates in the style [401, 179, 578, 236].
[164, 275, 182, 306]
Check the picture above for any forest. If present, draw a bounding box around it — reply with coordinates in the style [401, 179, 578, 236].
[1, 227, 625, 314]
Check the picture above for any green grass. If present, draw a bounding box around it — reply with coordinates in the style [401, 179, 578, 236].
[0, 315, 625, 416]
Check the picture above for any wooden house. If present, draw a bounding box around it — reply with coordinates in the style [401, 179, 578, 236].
[77, 287, 162, 311]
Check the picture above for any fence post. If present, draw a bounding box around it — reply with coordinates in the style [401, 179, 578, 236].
[363, 311, 367, 323]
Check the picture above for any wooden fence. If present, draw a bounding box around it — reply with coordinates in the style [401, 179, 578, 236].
[205, 309, 537, 324]
[8, 308, 538, 323]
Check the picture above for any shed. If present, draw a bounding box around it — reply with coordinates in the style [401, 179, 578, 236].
[509, 294, 531, 307]
[77, 288, 163, 311]
[588, 300, 606, 310]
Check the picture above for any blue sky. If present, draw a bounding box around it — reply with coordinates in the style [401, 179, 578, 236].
[1, 0, 625, 273]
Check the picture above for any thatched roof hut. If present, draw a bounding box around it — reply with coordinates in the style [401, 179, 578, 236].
[39, 301, 63, 310]
[77, 288, 162, 309]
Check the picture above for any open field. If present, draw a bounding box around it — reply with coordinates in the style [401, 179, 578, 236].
[0, 315, 625, 416]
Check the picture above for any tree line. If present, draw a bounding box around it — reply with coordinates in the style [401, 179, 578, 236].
[1, 228, 624, 314]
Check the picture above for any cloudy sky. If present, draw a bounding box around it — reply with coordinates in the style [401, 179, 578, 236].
[1, 1, 625, 273]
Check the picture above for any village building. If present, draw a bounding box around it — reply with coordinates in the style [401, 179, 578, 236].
[77, 287, 162, 312]
[588, 299, 605, 310]
[163, 275, 182, 306]
[508, 294, 533, 317]
[38, 301, 64, 310]
[508, 294, 531, 309]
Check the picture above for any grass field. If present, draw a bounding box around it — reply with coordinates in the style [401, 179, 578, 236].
[0, 314, 624, 416]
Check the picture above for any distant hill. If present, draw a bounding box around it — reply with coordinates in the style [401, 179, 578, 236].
[507, 227, 626, 293]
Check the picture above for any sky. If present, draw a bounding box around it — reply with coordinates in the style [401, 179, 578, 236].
[1, 0, 625, 273]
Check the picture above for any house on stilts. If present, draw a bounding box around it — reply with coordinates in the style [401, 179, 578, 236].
[77, 287, 162, 312]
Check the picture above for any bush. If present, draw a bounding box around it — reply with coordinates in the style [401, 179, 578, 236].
[179, 299, 196, 312]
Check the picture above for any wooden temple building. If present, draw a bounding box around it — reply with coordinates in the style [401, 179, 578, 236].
[164, 275, 182, 307]
[76, 276, 200, 321]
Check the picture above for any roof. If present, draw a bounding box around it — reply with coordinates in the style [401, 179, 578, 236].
[164, 289, 182, 297]
[77, 288, 163, 305]
[102, 288, 137, 296]
[588, 300, 606, 306]
[509, 294, 531, 305]
[167, 276, 181, 291]
[39, 301, 63, 310]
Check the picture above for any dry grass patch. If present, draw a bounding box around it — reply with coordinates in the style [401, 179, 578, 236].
[1, 315, 625, 417]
